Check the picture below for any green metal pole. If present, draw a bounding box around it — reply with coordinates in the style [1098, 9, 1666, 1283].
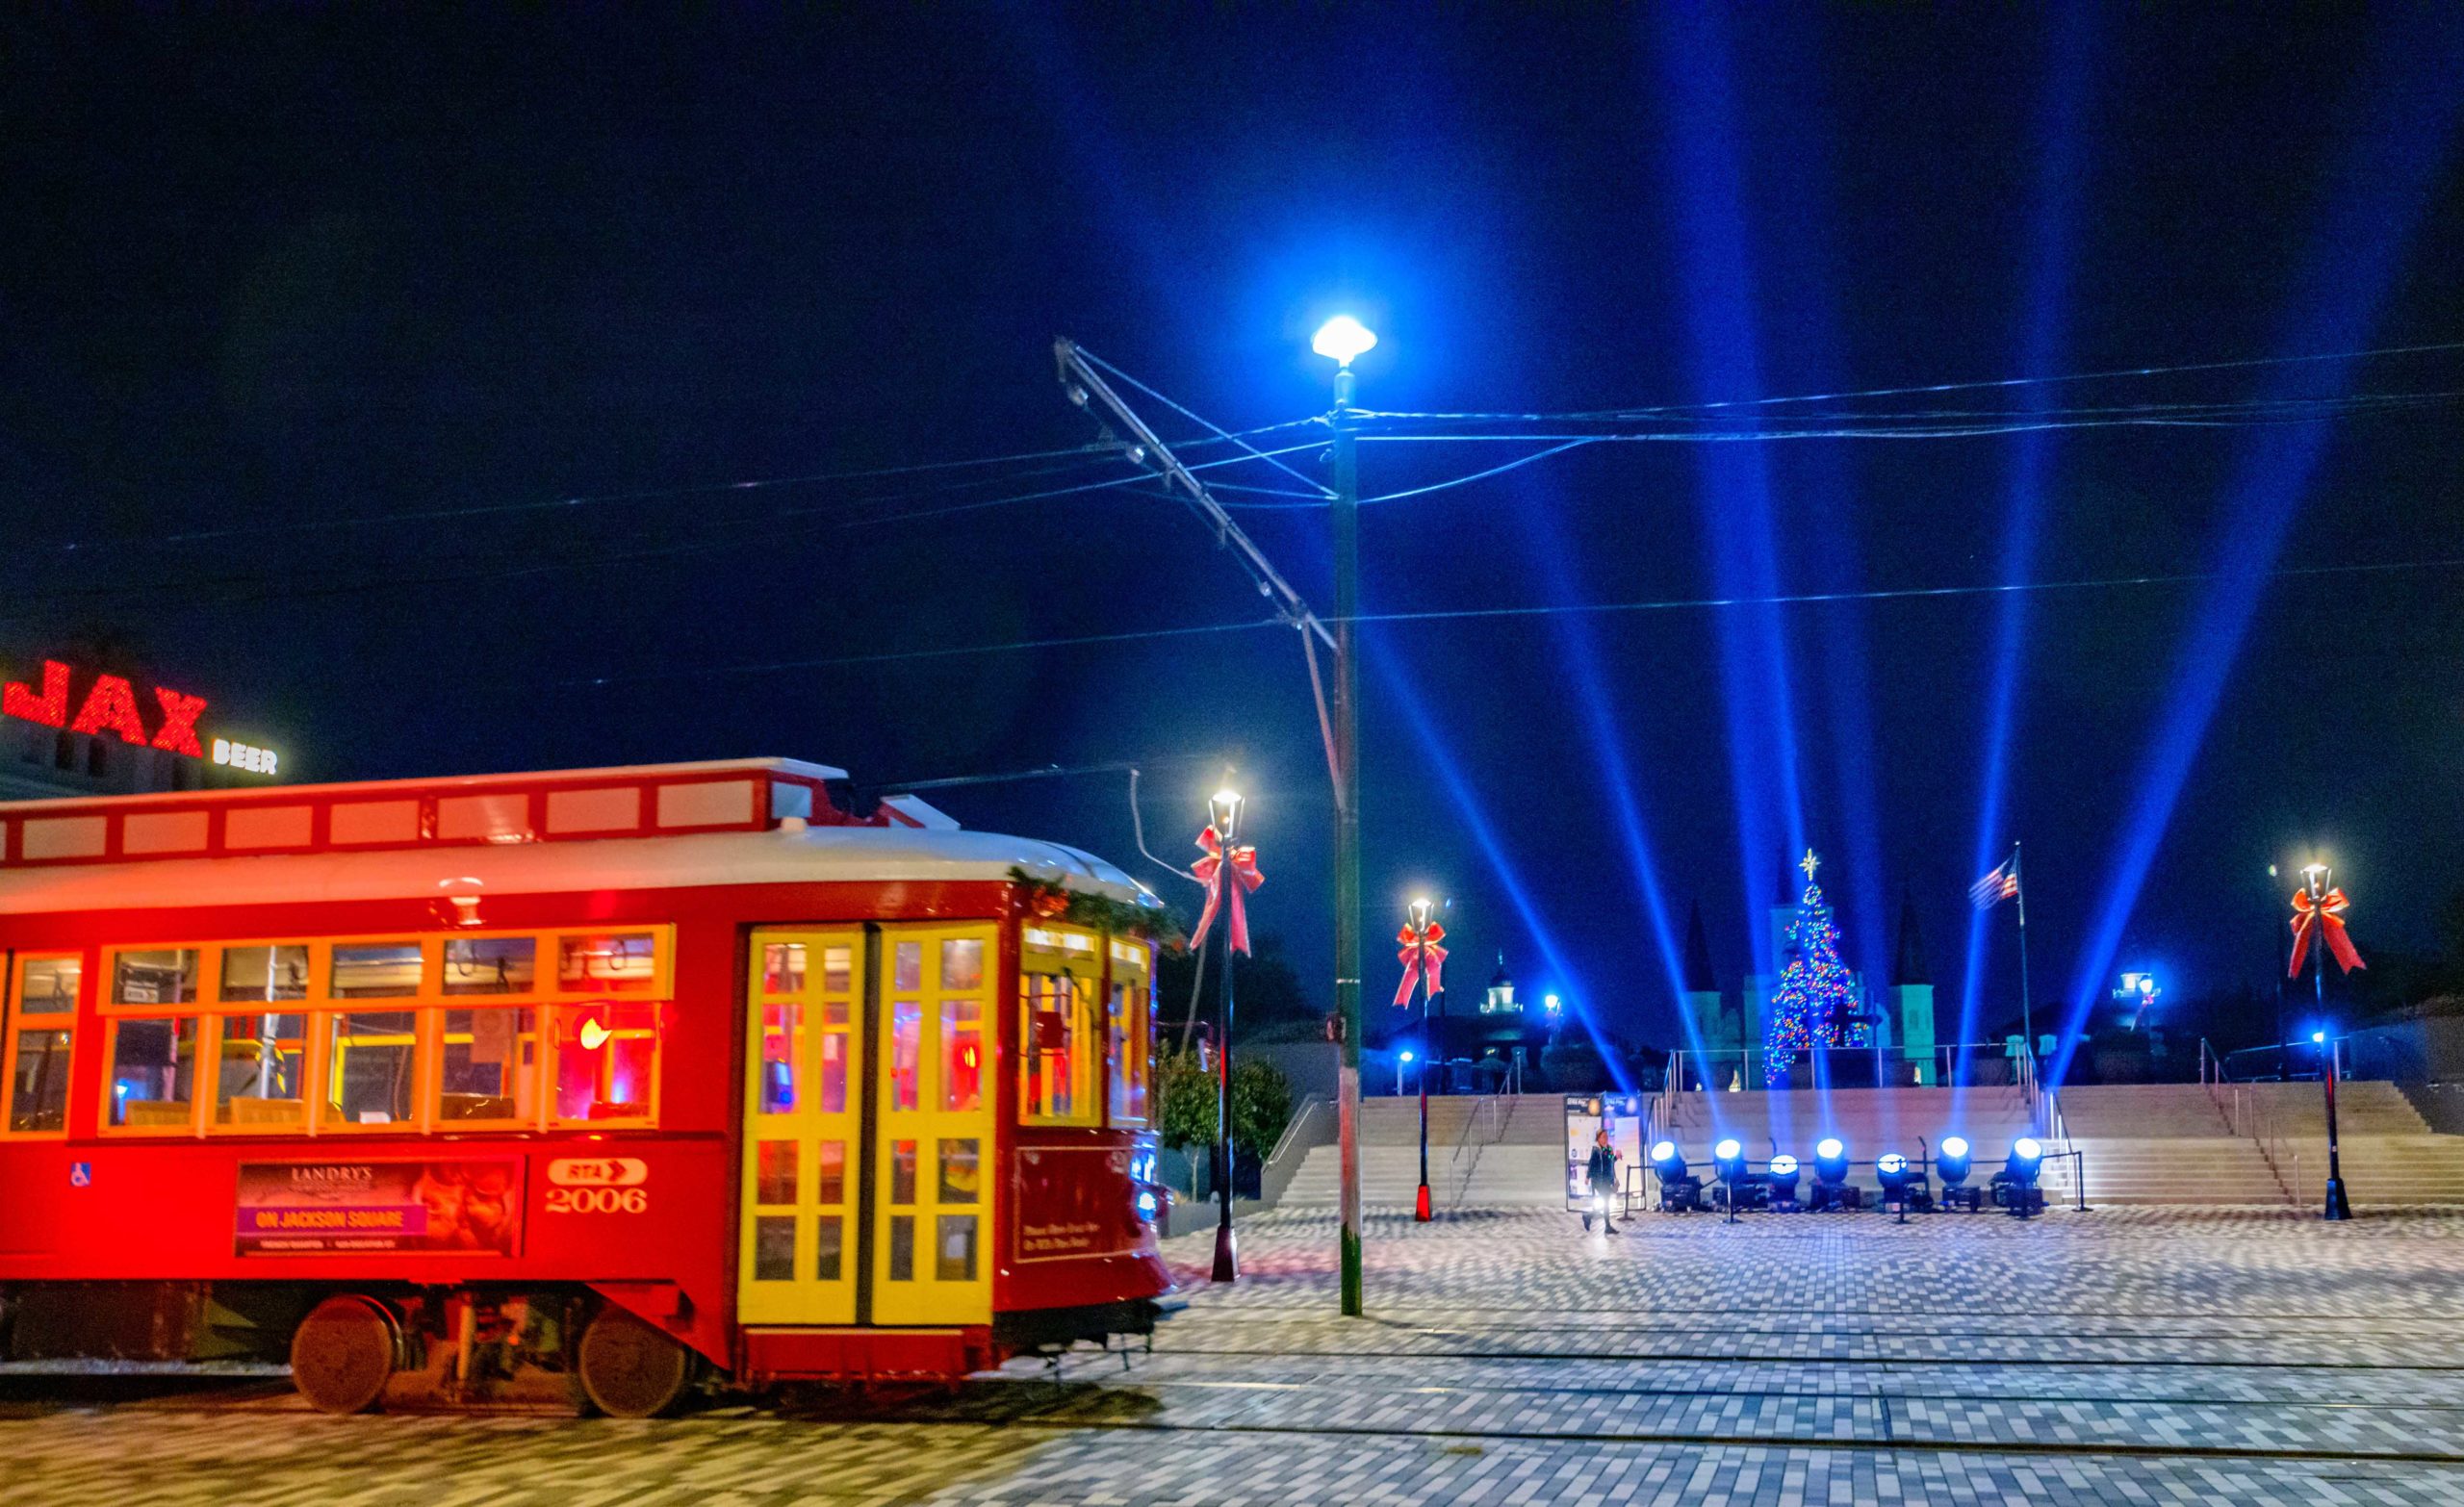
[1332, 370, 1365, 1316]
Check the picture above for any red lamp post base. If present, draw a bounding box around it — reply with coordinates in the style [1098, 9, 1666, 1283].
[1414, 1183, 1432, 1221]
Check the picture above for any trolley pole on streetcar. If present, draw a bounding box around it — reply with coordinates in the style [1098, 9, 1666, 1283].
[1320, 319, 1371, 1316]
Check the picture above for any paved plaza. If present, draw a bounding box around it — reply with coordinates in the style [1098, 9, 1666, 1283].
[12, 1205, 2464, 1504]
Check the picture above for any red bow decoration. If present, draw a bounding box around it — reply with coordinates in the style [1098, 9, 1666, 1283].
[1191, 826, 1262, 956]
[1394, 921, 1448, 1007]
[2289, 886, 2366, 978]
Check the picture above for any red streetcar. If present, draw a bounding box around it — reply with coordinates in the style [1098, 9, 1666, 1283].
[0, 758, 1174, 1415]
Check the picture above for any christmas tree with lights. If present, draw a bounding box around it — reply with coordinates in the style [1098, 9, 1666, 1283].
[1765, 851, 1870, 1068]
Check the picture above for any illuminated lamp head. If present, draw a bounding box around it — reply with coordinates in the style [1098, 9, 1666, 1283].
[1712, 1137, 1746, 1183]
[1876, 1152, 1914, 1196]
[1311, 315, 1378, 369]
[1209, 787, 1244, 842]
[1766, 1153, 1800, 1193]
[1937, 1137, 1973, 1188]
[1814, 1137, 1849, 1187]
[2006, 1137, 2044, 1187]
[577, 1017, 611, 1052]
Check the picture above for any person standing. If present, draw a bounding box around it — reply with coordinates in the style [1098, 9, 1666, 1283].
[1581, 1127, 1622, 1234]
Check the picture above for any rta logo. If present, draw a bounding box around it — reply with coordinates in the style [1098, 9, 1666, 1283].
[547, 1158, 650, 1188]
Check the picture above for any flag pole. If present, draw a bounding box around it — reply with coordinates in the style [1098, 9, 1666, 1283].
[2014, 842, 2034, 1057]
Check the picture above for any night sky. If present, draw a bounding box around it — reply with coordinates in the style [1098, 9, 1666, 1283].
[5, 9, 2461, 1065]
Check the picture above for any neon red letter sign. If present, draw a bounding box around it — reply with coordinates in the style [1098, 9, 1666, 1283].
[67, 675, 149, 745]
[2, 660, 69, 728]
[150, 687, 208, 757]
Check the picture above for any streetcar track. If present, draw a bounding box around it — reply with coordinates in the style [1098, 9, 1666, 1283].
[1140, 1345, 2464, 1370]
[1027, 1372, 2464, 1414]
[972, 1408, 2464, 1469]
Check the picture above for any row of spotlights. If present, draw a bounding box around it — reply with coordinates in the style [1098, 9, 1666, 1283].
[1649, 1136, 2042, 1182]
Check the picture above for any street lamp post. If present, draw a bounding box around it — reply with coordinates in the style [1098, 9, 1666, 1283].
[1208, 787, 1246, 1279]
[1314, 314, 1375, 1315]
[1400, 898, 1444, 1222]
[2298, 862, 2352, 1221]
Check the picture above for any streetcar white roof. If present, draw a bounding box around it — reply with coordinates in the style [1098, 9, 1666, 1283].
[0, 822, 1157, 915]
[0, 756, 850, 815]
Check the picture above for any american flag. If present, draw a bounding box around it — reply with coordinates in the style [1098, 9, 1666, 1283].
[1970, 849, 2021, 910]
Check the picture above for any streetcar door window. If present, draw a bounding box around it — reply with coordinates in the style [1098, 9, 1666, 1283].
[739, 928, 865, 1326]
[1107, 937, 1152, 1127]
[869, 922, 998, 1327]
[4, 955, 80, 1137]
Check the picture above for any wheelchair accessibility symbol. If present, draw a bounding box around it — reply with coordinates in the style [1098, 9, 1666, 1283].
[69, 1162, 90, 1188]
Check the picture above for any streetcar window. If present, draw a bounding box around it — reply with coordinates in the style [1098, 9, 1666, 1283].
[813, 1215, 843, 1281]
[1108, 978, 1151, 1127]
[939, 998, 982, 1112]
[443, 937, 536, 995]
[760, 942, 805, 995]
[106, 1015, 199, 1131]
[5, 955, 80, 1135]
[937, 1138, 979, 1203]
[815, 1139, 846, 1204]
[331, 943, 424, 999]
[1019, 971, 1090, 1123]
[113, 949, 197, 1007]
[888, 1000, 921, 1111]
[558, 933, 657, 993]
[937, 1215, 978, 1283]
[752, 1216, 795, 1282]
[887, 1215, 914, 1281]
[218, 945, 309, 1003]
[822, 946, 852, 994]
[323, 1010, 420, 1127]
[893, 942, 923, 992]
[939, 938, 983, 992]
[439, 1008, 537, 1127]
[818, 1026, 848, 1114]
[755, 1140, 797, 1205]
[550, 1002, 656, 1126]
[210, 1012, 308, 1129]
[757, 1001, 803, 1113]
[889, 1139, 917, 1204]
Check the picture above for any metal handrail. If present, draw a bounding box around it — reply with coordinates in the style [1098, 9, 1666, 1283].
[1448, 1091, 1502, 1166]
[1266, 1094, 1330, 1167]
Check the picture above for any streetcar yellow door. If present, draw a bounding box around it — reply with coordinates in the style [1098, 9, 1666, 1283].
[738, 931, 863, 1325]
[869, 925, 996, 1327]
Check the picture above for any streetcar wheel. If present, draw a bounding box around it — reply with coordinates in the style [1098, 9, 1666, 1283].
[577, 1306, 694, 1418]
[291, 1295, 398, 1415]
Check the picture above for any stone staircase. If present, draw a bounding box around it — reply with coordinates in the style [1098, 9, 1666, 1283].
[2216, 1081, 2464, 1208]
[2050, 1085, 2288, 1206]
[1280, 1095, 1569, 1209]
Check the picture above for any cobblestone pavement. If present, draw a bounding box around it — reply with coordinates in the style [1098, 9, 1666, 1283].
[11, 1206, 2464, 1504]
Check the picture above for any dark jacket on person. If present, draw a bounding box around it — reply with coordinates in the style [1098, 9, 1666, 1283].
[1586, 1144, 1619, 1190]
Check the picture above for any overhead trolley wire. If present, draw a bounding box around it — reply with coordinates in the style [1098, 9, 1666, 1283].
[1356, 337, 2464, 424]
[27, 420, 1322, 557]
[539, 551, 2464, 691]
